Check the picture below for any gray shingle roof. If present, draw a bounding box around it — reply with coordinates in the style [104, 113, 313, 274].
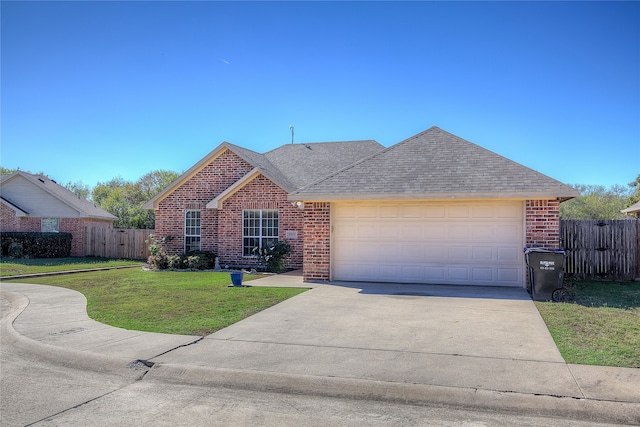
[143, 140, 385, 208]
[1, 171, 117, 220]
[290, 127, 579, 200]
[264, 140, 384, 190]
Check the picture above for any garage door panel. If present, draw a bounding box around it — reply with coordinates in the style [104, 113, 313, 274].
[472, 246, 494, 261]
[401, 245, 424, 262]
[497, 247, 520, 262]
[449, 267, 470, 281]
[333, 201, 524, 287]
[424, 224, 446, 239]
[498, 225, 521, 240]
[425, 205, 446, 218]
[380, 245, 402, 262]
[357, 224, 377, 239]
[448, 224, 471, 240]
[401, 205, 422, 218]
[472, 267, 494, 282]
[448, 246, 470, 261]
[448, 205, 470, 218]
[498, 268, 520, 283]
[356, 205, 377, 218]
[379, 224, 400, 238]
[472, 205, 494, 218]
[472, 225, 496, 240]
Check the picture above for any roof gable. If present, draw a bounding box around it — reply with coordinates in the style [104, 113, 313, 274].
[0, 172, 117, 220]
[144, 139, 384, 209]
[290, 127, 579, 200]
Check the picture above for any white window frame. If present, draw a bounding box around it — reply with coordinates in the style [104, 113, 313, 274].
[184, 210, 202, 252]
[243, 209, 278, 257]
[41, 218, 60, 233]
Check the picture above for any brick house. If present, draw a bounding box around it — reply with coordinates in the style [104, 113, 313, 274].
[1, 171, 116, 256]
[146, 126, 578, 287]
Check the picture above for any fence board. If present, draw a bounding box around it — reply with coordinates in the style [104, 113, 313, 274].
[560, 220, 639, 280]
[84, 228, 153, 260]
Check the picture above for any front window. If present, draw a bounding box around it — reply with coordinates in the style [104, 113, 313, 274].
[41, 218, 59, 232]
[184, 210, 201, 252]
[243, 209, 278, 256]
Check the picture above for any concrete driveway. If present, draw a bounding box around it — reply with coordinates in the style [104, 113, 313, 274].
[153, 278, 579, 398]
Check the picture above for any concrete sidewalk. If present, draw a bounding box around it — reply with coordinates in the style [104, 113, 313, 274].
[1, 272, 639, 425]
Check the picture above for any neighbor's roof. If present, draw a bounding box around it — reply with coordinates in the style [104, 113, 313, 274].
[144, 139, 384, 209]
[289, 126, 579, 201]
[621, 201, 640, 215]
[0, 171, 118, 220]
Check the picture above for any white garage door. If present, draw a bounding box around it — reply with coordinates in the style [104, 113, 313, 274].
[332, 201, 525, 287]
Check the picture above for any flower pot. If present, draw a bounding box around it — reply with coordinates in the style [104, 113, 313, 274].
[230, 271, 244, 286]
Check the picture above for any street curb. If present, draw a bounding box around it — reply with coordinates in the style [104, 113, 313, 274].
[145, 363, 640, 425]
[1, 290, 145, 381]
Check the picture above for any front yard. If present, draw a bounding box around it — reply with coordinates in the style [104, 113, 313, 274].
[2, 258, 638, 367]
[1, 259, 307, 335]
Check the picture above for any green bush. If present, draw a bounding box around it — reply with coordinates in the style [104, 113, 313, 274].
[253, 240, 291, 273]
[1, 232, 72, 258]
[145, 234, 217, 270]
[182, 250, 216, 270]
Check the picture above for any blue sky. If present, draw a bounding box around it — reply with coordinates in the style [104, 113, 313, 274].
[2, 1, 638, 191]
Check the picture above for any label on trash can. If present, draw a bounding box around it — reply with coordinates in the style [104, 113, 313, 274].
[540, 260, 555, 270]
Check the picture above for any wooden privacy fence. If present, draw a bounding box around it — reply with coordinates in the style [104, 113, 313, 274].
[560, 220, 639, 280]
[84, 228, 154, 260]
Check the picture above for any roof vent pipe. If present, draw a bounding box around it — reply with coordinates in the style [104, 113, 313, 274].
[289, 125, 294, 144]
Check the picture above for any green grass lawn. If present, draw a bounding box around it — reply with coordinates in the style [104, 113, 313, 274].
[0, 257, 142, 276]
[535, 280, 640, 368]
[2, 264, 308, 336]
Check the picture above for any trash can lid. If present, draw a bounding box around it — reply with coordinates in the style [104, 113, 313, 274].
[524, 247, 565, 254]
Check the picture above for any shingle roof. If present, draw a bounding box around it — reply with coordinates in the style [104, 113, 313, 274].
[1, 171, 117, 220]
[144, 139, 384, 208]
[290, 127, 579, 200]
[264, 140, 384, 189]
[621, 201, 640, 215]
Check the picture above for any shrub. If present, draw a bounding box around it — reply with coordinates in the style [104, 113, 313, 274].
[145, 235, 217, 270]
[167, 255, 183, 270]
[182, 250, 216, 270]
[1, 232, 72, 258]
[253, 240, 291, 273]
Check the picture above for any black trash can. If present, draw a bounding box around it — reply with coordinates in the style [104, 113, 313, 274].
[524, 248, 566, 302]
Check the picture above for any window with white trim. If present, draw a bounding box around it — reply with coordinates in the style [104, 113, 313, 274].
[184, 210, 201, 252]
[41, 218, 59, 232]
[243, 209, 278, 256]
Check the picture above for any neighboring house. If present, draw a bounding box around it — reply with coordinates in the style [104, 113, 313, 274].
[0, 171, 117, 256]
[621, 201, 640, 218]
[145, 126, 578, 287]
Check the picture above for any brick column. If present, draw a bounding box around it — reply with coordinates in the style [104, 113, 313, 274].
[303, 202, 331, 281]
[525, 200, 561, 249]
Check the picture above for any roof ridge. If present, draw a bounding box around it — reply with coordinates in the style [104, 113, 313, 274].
[290, 127, 440, 195]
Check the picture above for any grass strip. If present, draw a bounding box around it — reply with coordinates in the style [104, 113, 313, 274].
[1, 257, 142, 277]
[535, 280, 640, 368]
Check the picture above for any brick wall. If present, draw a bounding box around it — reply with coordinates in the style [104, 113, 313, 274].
[1, 202, 113, 256]
[1, 203, 21, 231]
[525, 199, 561, 249]
[302, 202, 331, 281]
[155, 149, 254, 255]
[154, 149, 304, 269]
[219, 175, 304, 268]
